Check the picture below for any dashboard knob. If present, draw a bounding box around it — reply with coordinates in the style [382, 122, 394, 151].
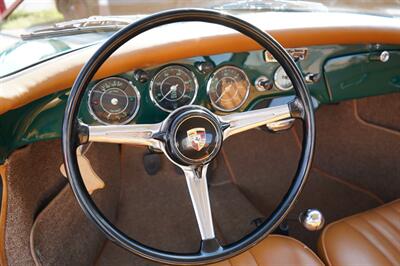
[255, 76, 272, 91]
[369, 51, 390, 63]
[299, 209, 325, 231]
[305, 73, 320, 84]
[195, 61, 214, 74]
[134, 69, 150, 83]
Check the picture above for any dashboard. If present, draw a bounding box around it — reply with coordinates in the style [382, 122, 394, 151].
[79, 44, 400, 126]
[1, 43, 400, 163]
[80, 48, 310, 125]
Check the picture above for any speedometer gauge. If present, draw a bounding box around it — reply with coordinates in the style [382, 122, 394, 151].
[150, 65, 198, 112]
[88, 77, 140, 125]
[207, 66, 250, 112]
[274, 66, 293, 91]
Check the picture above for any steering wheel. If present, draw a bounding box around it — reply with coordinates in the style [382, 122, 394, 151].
[62, 9, 315, 265]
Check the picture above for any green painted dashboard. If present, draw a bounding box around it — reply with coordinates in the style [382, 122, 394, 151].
[0, 43, 399, 163]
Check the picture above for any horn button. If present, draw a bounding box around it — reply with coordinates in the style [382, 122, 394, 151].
[163, 106, 223, 166]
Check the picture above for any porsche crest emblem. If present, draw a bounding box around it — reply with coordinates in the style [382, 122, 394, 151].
[187, 128, 206, 151]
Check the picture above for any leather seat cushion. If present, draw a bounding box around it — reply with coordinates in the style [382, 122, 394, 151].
[318, 199, 400, 265]
[211, 234, 324, 266]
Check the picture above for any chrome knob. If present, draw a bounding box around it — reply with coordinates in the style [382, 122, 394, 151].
[299, 209, 325, 231]
[305, 73, 320, 84]
[369, 51, 390, 62]
[379, 51, 390, 62]
[255, 76, 272, 91]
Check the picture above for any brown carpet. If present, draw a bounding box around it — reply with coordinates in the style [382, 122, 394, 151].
[96, 146, 201, 266]
[30, 143, 121, 266]
[4, 140, 67, 266]
[304, 99, 400, 202]
[221, 127, 382, 250]
[222, 128, 299, 217]
[96, 146, 265, 266]
[357, 93, 400, 132]
[209, 183, 262, 245]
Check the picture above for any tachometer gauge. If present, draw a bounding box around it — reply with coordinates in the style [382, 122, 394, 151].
[150, 65, 198, 112]
[274, 66, 293, 91]
[88, 77, 140, 125]
[207, 66, 250, 112]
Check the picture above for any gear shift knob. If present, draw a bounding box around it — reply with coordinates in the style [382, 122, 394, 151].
[299, 209, 325, 231]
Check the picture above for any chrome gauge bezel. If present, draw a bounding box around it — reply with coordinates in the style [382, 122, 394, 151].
[206, 65, 250, 112]
[149, 64, 199, 112]
[274, 65, 294, 91]
[88, 77, 141, 125]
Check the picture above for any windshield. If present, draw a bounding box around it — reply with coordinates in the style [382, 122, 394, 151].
[0, 0, 399, 77]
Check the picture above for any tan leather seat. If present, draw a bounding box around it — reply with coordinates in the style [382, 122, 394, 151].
[318, 199, 400, 266]
[211, 234, 324, 266]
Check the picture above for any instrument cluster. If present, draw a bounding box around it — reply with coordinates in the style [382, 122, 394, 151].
[87, 51, 296, 125]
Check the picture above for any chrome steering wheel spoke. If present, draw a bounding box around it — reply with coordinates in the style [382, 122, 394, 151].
[85, 122, 163, 150]
[181, 165, 220, 249]
[219, 99, 303, 140]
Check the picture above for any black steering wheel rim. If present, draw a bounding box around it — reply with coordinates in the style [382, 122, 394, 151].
[62, 8, 315, 265]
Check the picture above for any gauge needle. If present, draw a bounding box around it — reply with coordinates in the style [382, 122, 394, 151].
[160, 84, 179, 101]
[215, 84, 233, 103]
